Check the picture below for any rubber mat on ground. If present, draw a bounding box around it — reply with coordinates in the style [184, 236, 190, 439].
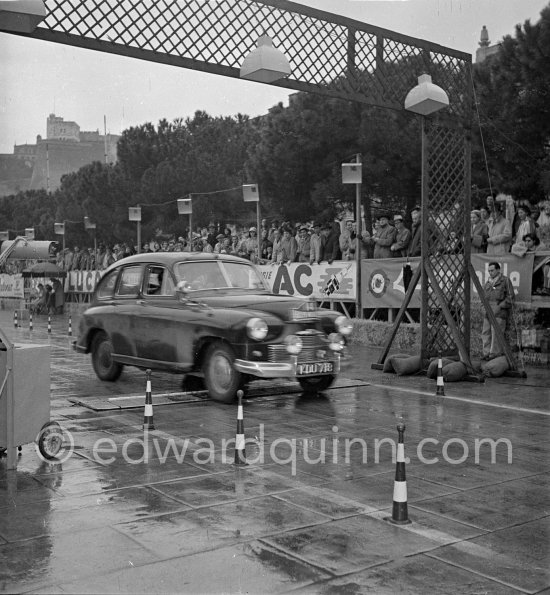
[68, 377, 369, 411]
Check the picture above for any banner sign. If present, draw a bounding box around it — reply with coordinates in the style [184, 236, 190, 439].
[0, 274, 24, 298]
[257, 262, 356, 300]
[65, 270, 103, 293]
[361, 258, 421, 308]
[471, 253, 533, 303]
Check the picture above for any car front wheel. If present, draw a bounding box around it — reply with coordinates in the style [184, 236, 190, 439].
[203, 342, 241, 403]
[298, 374, 335, 394]
[91, 331, 123, 381]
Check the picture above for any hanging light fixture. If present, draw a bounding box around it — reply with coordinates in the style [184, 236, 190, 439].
[240, 34, 291, 84]
[404, 74, 449, 116]
[0, 0, 46, 33]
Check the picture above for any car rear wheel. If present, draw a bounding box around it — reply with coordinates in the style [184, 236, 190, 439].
[298, 374, 335, 394]
[91, 331, 123, 381]
[203, 342, 241, 403]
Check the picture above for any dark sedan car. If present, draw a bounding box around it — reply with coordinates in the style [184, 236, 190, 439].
[73, 253, 353, 402]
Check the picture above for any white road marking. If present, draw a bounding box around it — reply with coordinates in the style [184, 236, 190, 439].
[369, 383, 550, 417]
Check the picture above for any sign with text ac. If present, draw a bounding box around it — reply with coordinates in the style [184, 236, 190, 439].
[257, 262, 356, 300]
[66, 270, 102, 293]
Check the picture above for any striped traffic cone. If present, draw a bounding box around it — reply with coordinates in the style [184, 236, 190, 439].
[14, 310, 18, 328]
[68, 314, 72, 337]
[29, 312, 33, 331]
[436, 353, 445, 396]
[386, 423, 411, 525]
[143, 369, 155, 430]
[47, 314, 52, 334]
[234, 390, 247, 466]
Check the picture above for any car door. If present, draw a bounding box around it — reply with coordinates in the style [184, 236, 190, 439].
[111, 264, 144, 360]
[132, 264, 195, 371]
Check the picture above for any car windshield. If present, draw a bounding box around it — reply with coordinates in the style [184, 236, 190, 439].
[175, 260, 268, 292]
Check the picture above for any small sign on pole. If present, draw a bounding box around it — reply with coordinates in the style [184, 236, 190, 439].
[0, 231, 9, 241]
[25, 227, 35, 240]
[242, 184, 260, 202]
[177, 198, 192, 214]
[84, 217, 96, 230]
[54, 222, 65, 235]
[342, 163, 362, 184]
[128, 206, 142, 221]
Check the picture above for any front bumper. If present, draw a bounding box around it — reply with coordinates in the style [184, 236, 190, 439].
[234, 352, 349, 378]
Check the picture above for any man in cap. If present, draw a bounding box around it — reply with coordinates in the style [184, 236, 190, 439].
[206, 223, 218, 249]
[407, 207, 422, 257]
[245, 227, 259, 261]
[296, 226, 312, 262]
[390, 214, 411, 258]
[471, 209, 488, 254]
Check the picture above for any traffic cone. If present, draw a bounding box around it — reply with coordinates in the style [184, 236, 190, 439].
[47, 314, 52, 334]
[386, 423, 411, 525]
[29, 312, 33, 331]
[234, 390, 247, 466]
[68, 314, 72, 337]
[143, 369, 155, 430]
[14, 310, 18, 328]
[436, 353, 445, 396]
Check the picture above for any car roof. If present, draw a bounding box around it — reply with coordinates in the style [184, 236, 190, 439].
[106, 251, 249, 270]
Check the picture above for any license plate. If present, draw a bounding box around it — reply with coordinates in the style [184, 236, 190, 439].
[297, 361, 334, 376]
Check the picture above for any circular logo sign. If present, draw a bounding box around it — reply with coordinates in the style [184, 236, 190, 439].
[369, 269, 389, 298]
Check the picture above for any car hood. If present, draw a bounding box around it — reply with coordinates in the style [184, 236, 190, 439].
[199, 292, 311, 320]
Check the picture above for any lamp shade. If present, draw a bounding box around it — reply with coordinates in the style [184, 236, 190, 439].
[177, 198, 192, 214]
[242, 184, 260, 202]
[240, 35, 291, 84]
[0, 0, 46, 33]
[342, 163, 362, 184]
[128, 207, 142, 222]
[404, 74, 449, 116]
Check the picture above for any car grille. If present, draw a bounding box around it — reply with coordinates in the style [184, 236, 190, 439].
[267, 333, 330, 363]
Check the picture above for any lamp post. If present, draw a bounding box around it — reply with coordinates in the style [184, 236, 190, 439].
[404, 74, 449, 361]
[54, 221, 65, 255]
[177, 198, 193, 251]
[242, 184, 261, 262]
[84, 216, 97, 265]
[342, 158, 363, 318]
[128, 206, 142, 254]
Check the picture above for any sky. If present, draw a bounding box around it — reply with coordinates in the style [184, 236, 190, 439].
[1, 0, 548, 154]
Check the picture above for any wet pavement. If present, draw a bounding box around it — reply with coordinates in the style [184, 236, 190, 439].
[0, 308, 549, 594]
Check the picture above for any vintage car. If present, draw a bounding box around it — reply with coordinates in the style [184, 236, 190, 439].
[73, 253, 353, 402]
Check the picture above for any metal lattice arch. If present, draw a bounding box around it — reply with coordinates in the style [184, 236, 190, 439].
[3, 0, 508, 370]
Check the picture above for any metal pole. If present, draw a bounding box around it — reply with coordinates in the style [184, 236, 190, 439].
[256, 201, 261, 263]
[137, 220, 141, 254]
[189, 212, 193, 252]
[355, 154, 362, 318]
[420, 116, 429, 362]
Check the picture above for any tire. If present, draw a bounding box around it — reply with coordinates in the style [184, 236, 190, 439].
[298, 374, 335, 394]
[202, 342, 241, 403]
[37, 421, 63, 460]
[91, 331, 123, 381]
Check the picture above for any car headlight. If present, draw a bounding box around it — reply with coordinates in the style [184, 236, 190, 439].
[246, 317, 268, 341]
[335, 315, 353, 336]
[285, 335, 303, 354]
[328, 332, 345, 351]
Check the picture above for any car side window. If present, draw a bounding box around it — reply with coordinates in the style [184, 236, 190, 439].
[96, 269, 119, 299]
[116, 266, 142, 298]
[144, 266, 174, 296]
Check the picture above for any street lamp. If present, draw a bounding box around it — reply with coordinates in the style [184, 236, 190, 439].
[405, 73, 449, 362]
[0, 0, 46, 34]
[177, 198, 193, 251]
[240, 35, 291, 83]
[342, 158, 363, 317]
[128, 206, 142, 253]
[84, 216, 97, 265]
[242, 184, 261, 262]
[54, 222, 65, 254]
